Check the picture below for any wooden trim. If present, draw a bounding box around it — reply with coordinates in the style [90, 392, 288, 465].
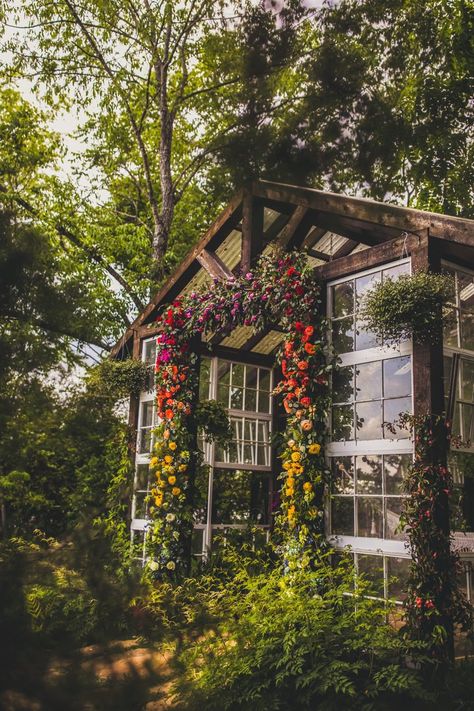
[241, 190, 264, 271]
[315, 233, 424, 282]
[196, 248, 235, 281]
[253, 180, 474, 247]
[199, 342, 274, 367]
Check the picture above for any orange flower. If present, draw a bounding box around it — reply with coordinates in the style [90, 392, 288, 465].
[304, 342, 316, 355]
[297, 360, 309, 371]
[304, 326, 314, 337]
[301, 419, 313, 432]
[165, 409, 174, 420]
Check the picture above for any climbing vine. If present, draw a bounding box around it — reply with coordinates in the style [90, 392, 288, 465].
[145, 251, 330, 577]
[398, 414, 472, 657]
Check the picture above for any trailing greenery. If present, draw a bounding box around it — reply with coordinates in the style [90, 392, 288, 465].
[359, 271, 455, 345]
[90, 359, 151, 399]
[195, 400, 233, 446]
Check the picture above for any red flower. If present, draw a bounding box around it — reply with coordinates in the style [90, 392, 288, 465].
[286, 266, 297, 277]
[165, 409, 174, 420]
[293, 321, 304, 332]
[304, 326, 314, 337]
[300, 396, 311, 407]
[297, 360, 309, 371]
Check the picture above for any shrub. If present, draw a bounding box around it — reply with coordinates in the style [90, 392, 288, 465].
[173, 551, 432, 711]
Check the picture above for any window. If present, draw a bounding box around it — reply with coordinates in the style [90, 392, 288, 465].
[443, 264, 474, 537]
[327, 259, 412, 594]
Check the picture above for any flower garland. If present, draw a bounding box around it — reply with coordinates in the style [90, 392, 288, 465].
[146, 251, 329, 577]
[399, 414, 472, 657]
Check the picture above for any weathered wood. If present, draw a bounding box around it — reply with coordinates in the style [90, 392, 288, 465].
[301, 226, 327, 251]
[199, 342, 274, 367]
[277, 205, 312, 249]
[332, 238, 360, 259]
[242, 190, 264, 271]
[253, 180, 474, 247]
[264, 212, 290, 243]
[196, 248, 235, 281]
[315, 233, 423, 282]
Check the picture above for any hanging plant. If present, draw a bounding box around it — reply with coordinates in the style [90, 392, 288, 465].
[359, 271, 455, 345]
[195, 400, 233, 446]
[145, 250, 330, 578]
[91, 358, 150, 398]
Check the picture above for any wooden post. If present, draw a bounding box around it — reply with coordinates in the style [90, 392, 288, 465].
[241, 189, 264, 273]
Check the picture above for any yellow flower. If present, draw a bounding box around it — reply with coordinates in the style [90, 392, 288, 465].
[286, 488, 294, 497]
[164, 455, 173, 464]
[154, 496, 163, 507]
[172, 487, 181, 496]
[149, 457, 159, 468]
[169, 441, 177, 451]
[308, 443, 321, 455]
[168, 475, 177, 485]
[303, 482, 313, 493]
[283, 461, 292, 471]
[178, 464, 187, 472]
[286, 477, 295, 488]
[291, 451, 301, 462]
[291, 464, 303, 475]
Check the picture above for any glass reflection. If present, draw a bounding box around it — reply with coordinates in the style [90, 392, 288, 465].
[461, 312, 474, 351]
[212, 469, 270, 525]
[331, 497, 354, 535]
[356, 455, 382, 494]
[332, 281, 354, 318]
[355, 361, 382, 401]
[332, 457, 354, 494]
[461, 359, 474, 401]
[355, 317, 380, 351]
[383, 397, 411, 438]
[385, 497, 404, 539]
[135, 464, 149, 490]
[332, 365, 354, 404]
[387, 557, 410, 601]
[357, 554, 384, 596]
[384, 454, 411, 494]
[357, 497, 383, 537]
[332, 405, 354, 441]
[356, 401, 382, 440]
[332, 317, 354, 352]
[383, 356, 411, 399]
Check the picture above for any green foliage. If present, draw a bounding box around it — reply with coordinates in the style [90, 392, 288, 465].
[173, 551, 431, 711]
[359, 271, 455, 345]
[195, 399, 233, 446]
[90, 358, 150, 399]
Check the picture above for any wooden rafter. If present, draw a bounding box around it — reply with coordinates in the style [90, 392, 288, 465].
[241, 189, 264, 271]
[196, 248, 235, 281]
[277, 205, 311, 249]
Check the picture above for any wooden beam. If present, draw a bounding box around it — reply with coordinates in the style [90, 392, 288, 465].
[263, 212, 290, 243]
[199, 342, 274, 368]
[315, 233, 424, 282]
[277, 206, 312, 250]
[253, 180, 474, 248]
[241, 190, 264, 271]
[110, 190, 243, 358]
[332, 239, 360, 259]
[308, 248, 331, 262]
[196, 248, 235, 281]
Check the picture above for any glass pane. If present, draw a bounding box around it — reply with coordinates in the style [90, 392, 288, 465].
[383, 263, 410, 281]
[356, 272, 381, 307]
[450, 451, 474, 531]
[357, 554, 384, 596]
[355, 361, 382, 401]
[332, 405, 354, 441]
[135, 464, 149, 490]
[139, 428, 153, 453]
[356, 455, 382, 494]
[232, 363, 245, 387]
[230, 386, 243, 410]
[243, 443, 253, 464]
[444, 308, 459, 347]
[461, 359, 474, 402]
[244, 419, 255, 442]
[134, 492, 147, 519]
[452, 403, 461, 437]
[199, 358, 211, 400]
[259, 369, 271, 391]
[332, 317, 354, 353]
[459, 272, 474, 312]
[212, 470, 269, 525]
[384, 454, 411, 494]
[331, 497, 354, 535]
[387, 557, 410, 601]
[461, 404, 474, 443]
[443, 355, 453, 404]
[143, 340, 156, 365]
[355, 317, 380, 351]
[258, 390, 270, 413]
[357, 497, 383, 537]
[385, 497, 405, 540]
[383, 397, 411, 438]
[356, 401, 382, 440]
[461, 311, 474, 351]
[332, 457, 354, 494]
[217, 383, 229, 407]
[332, 281, 354, 318]
[193, 466, 209, 524]
[333, 365, 354, 404]
[384, 356, 411, 399]
[245, 366, 258, 389]
[258, 420, 270, 444]
[245, 389, 257, 412]
[191, 528, 205, 556]
[232, 418, 242, 440]
[140, 401, 154, 428]
[257, 444, 267, 466]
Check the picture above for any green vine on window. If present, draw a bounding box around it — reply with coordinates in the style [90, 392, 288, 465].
[359, 271, 455, 345]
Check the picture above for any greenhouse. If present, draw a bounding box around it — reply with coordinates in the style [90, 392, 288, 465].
[112, 180, 474, 603]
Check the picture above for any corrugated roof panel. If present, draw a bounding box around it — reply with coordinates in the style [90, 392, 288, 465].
[313, 232, 347, 256]
[305, 253, 326, 268]
[263, 207, 281, 230]
[215, 229, 242, 271]
[349, 242, 370, 254]
[177, 267, 212, 298]
[220, 324, 255, 349]
[251, 329, 285, 354]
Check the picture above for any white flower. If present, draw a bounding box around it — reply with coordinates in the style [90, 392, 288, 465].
[166, 513, 176, 522]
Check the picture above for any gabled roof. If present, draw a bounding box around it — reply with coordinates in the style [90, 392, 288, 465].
[111, 179, 474, 359]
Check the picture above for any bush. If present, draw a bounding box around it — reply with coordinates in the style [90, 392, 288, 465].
[359, 271, 454, 345]
[173, 550, 432, 711]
